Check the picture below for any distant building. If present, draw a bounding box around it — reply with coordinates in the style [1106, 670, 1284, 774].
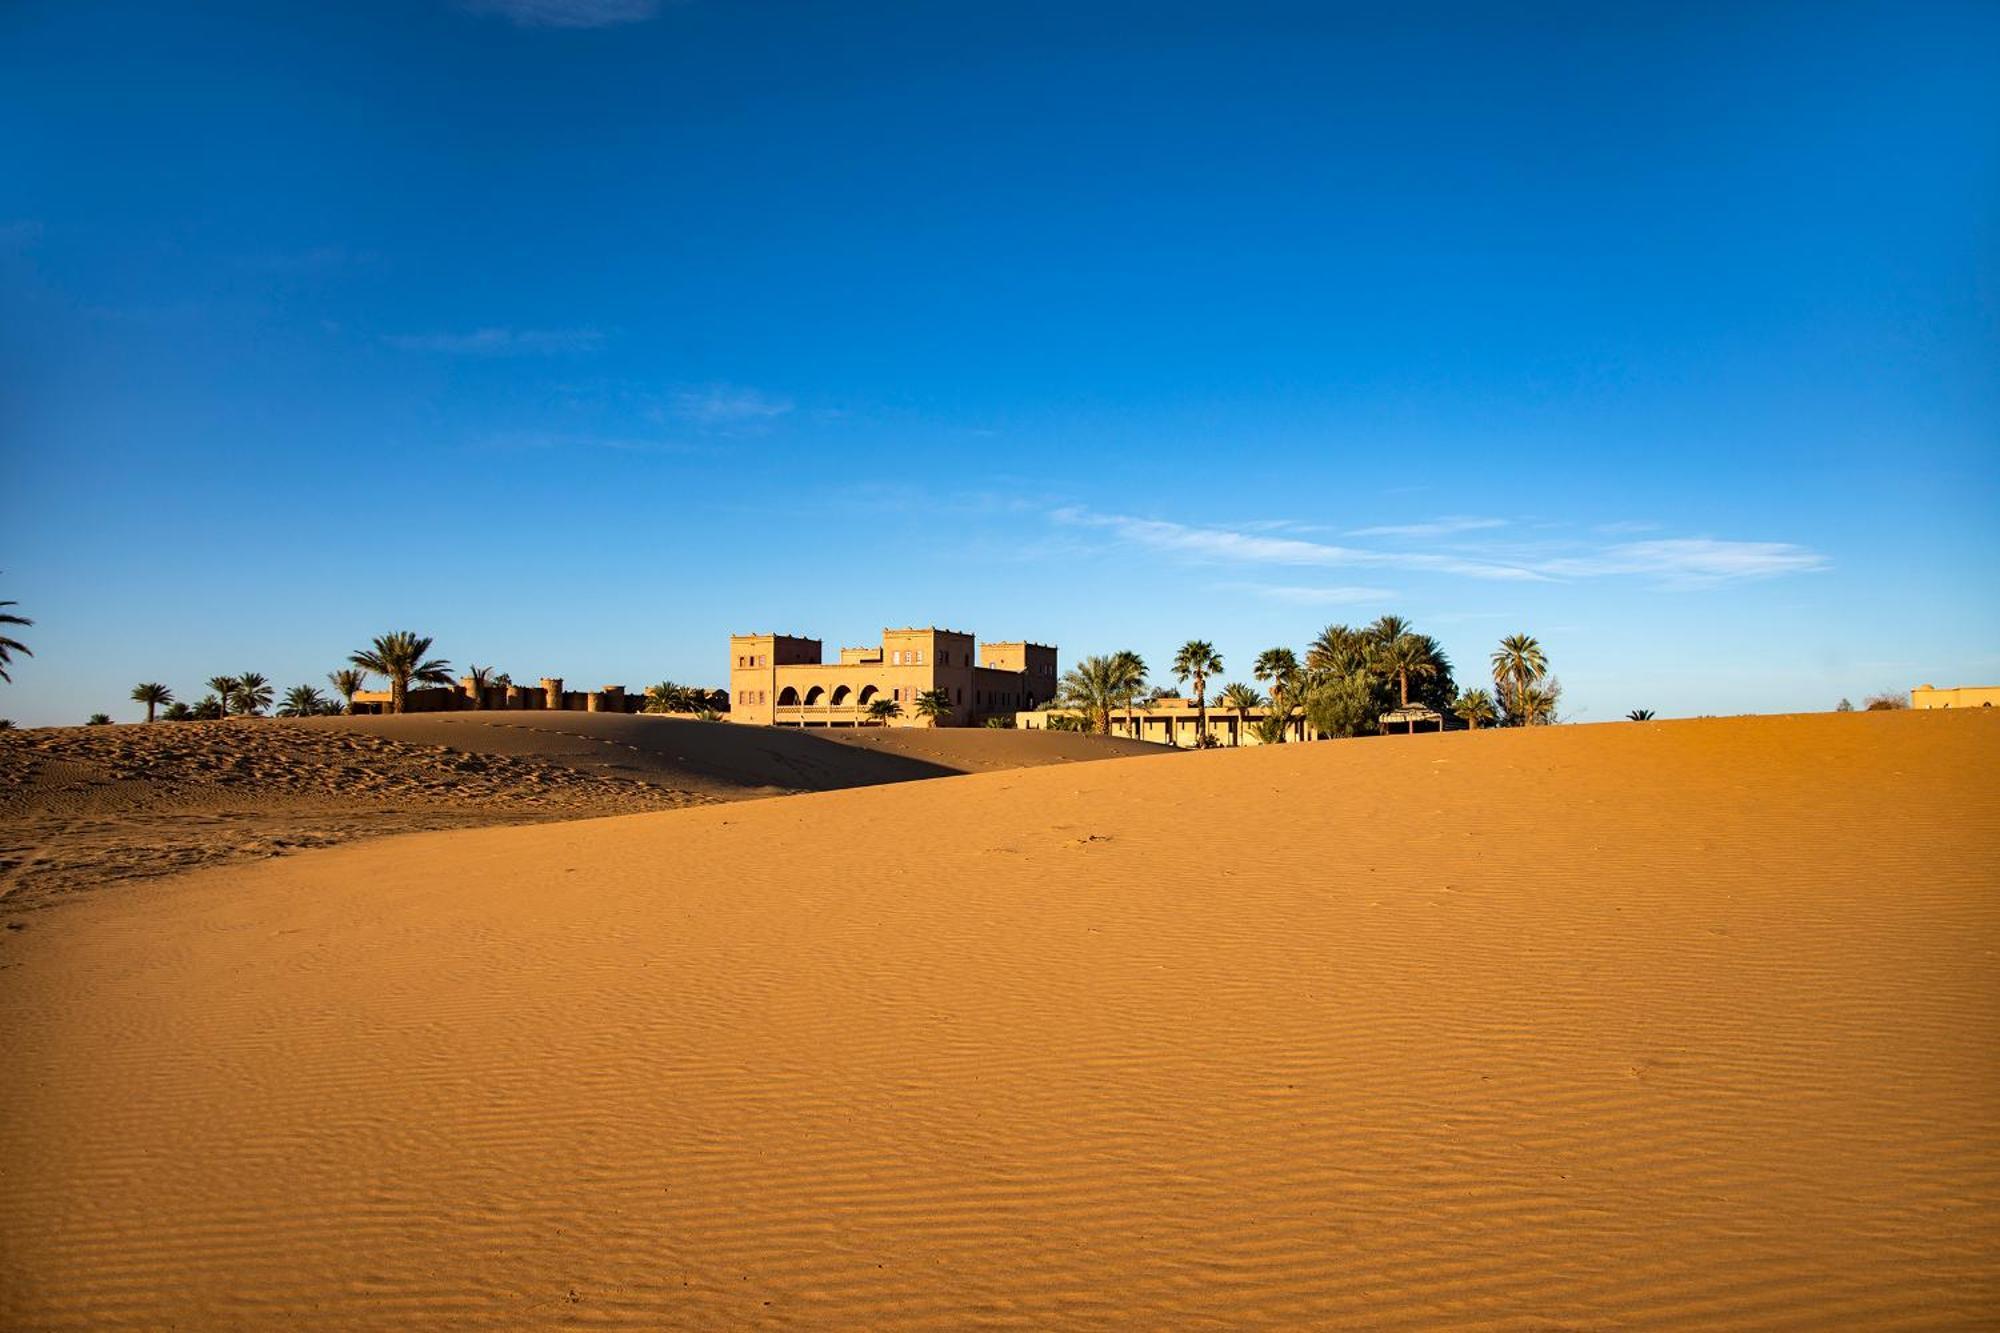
[1020, 697, 1319, 746]
[350, 677, 644, 715]
[1911, 684, 2000, 709]
[729, 627, 1058, 727]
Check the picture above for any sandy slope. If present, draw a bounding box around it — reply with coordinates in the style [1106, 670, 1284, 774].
[0, 716, 1162, 911]
[1, 710, 1995, 1328]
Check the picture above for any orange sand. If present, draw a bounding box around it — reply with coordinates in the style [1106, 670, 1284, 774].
[2, 710, 1995, 1327]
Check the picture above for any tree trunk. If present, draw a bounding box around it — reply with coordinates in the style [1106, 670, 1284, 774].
[1399, 670, 1410, 707]
[145, 702, 156, 723]
[391, 676, 407, 715]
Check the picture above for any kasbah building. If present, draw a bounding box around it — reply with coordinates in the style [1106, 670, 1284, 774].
[730, 627, 1059, 728]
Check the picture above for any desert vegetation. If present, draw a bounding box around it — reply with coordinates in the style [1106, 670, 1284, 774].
[1046, 616, 1571, 742]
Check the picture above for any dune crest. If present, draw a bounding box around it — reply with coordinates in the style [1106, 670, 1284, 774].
[2, 710, 1995, 1327]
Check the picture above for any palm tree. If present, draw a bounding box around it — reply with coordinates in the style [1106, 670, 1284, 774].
[232, 672, 274, 716]
[1172, 640, 1224, 744]
[1218, 682, 1265, 745]
[1490, 633, 1548, 726]
[328, 668, 367, 713]
[191, 695, 224, 721]
[1058, 654, 1127, 735]
[466, 664, 495, 710]
[1251, 704, 1294, 745]
[1253, 647, 1299, 715]
[1366, 614, 1413, 647]
[1306, 624, 1365, 680]
[867, 697, 901, 724]
[130, 682, 173, 723]
[1627, 709, 1656, 721]
[349, 632, 453, 715]
[278, 685, 328, 717]
[1523, 682, 1561, 725]
[1452, 688, 1497, 730]
[206, 675, 239, 717]
[86, 712, 112, 726]
[1109, 649, 1147, 738]
[1373, 634, 1439, 708]
[914, 688, 953, 726]
[0, 582, 32, 683]
[161, 701, 194, 722]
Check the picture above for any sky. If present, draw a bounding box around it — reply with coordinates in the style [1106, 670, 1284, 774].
[2, 0, 1996, 726]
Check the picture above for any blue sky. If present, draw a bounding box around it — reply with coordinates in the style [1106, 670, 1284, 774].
[2, 0, 1996, 726]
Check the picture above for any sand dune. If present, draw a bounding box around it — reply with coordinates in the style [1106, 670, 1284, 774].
[0, 715, 1162, 911]
[2, 710, 1995, 1327]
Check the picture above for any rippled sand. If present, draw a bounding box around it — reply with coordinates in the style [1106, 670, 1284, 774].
[2, 710, 1994, 1327]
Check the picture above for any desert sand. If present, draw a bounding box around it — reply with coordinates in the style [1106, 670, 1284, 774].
[1, 709, 1995, 1327]
[0, 714, 1161, 913]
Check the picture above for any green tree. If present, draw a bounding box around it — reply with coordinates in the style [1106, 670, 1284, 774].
[349, 632, 453, 715]
[1251, 702, 1294, 745]
[191, 695, 224, 721]
[1372, 634, 1438, 708]
[914, 688, 953, 725]
[207, 675, 240, 716]
[1835, 697, 1855, 712]
[1490, 633, 1549, 726]
[1626, 708, 1656, 721]
[1058, 654, 1127, 735]
[86, 712, 112, 726]
[161, 701, 194, 722]
[232, 672, 274, 717]
[1523, 681, 1562, 725]
[1452, 688, 1497, 730]
[1306, 624, 1367, 680]
[1303, 669, 1385, 739]
[1253, 647, 1299, 717]
[328, 668, 367, 713]
[131, 682, 173, 723]
[278, 685, 328, 717]
[1366, 614, 1413, 647]
[1109, 649, 1148, 738]
[867, 697, 901, 724]
[1172, 640, 1224, 745]
[0, 581, 32, 684]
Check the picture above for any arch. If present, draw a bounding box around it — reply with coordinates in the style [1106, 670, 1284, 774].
[804, 685, 827, 706]
[857, 684, 879, 706]
[831, 684, 853, 706]
[777, 686, 800, 706]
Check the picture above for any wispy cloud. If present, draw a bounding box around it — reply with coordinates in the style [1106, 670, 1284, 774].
[1346, 516, 1507, 538]
[1244, 584, 1397, 606]
[672, 384, 794, 428]
[458, 0, 661, 27]
[1052, 508, 1548, 581]
[1052, 506, 1828, 588]
[1545, 538, 1829, 584]
[381, 327, 603, 356]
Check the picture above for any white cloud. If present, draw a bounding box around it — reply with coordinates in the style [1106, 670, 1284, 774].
[1246, 584, 1397, 606]
[1346, 516, 1507, 538]
[1053, 506, 1827, 588]
[458, 0, 661, 27]
[1051, 508, 1548, 582]
[673, 384, 794, 427]
[382, 327, 603, 356]
[1547, 538, 1830, 584]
